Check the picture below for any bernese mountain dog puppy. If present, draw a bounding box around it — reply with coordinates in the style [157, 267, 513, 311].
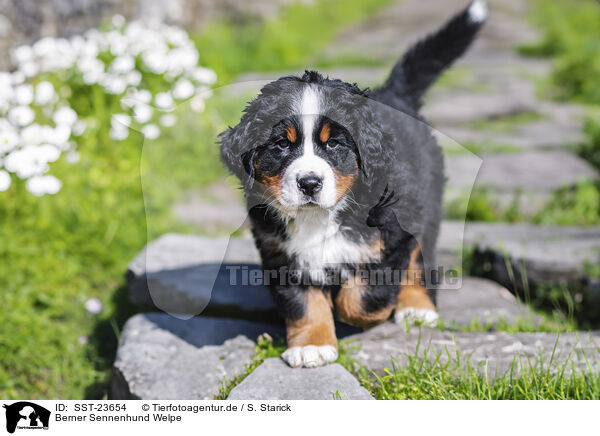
[220, 0, 487, 367]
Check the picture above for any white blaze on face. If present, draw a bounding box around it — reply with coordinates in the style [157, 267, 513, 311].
[280, 85, 337, 210]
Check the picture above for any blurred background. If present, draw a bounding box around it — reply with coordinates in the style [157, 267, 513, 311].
[0, 0, 599, 399]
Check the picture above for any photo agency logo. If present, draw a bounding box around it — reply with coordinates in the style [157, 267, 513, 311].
[2, 402, 50, 434]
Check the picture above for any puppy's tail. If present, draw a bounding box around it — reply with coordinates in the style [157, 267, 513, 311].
[374, 0, 487, 110]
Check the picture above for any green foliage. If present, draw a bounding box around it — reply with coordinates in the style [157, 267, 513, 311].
[348, 338, 600, 400]
[193, 0, 393, 83]
[215, 333, 286, 400]
[578, 117, 600, 172]
[534, 180, 600, 226]
[444, 188, 524, 223]
[519, 0, 600, 104]
[469, 111, 545, 132]
[0, 90, 242, 399]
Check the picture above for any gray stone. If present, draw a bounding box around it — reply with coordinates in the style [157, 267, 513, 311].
[173, 182, 249, 235]
[128, 232, 542, 328]
[227, 358, 374, 400]
[437, 277, 538, 327]
[111, 313, 284, 400]
[126, 233, 279, 320]
[438, 221, 600, 284]
[346, 323, 600, 379]
[445, 150, 598, 195]
[435, 120, 584, 151]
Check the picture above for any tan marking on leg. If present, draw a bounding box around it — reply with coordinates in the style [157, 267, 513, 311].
[398, 245, 436, 311]
[286, 287, 337, 348]
[335, 275, 393, 329]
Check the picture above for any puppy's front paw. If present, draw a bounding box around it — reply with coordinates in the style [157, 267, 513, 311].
[395, 307, 439, 327]
[281, 345, 338, 368]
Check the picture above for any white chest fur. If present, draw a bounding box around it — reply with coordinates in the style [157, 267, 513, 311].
[282, 209, 375, 281]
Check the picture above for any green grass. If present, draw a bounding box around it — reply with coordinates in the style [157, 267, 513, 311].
[0, 90, 246, 399]
[342, 335, 600, 400]
[218, 329, 598, 400]
[533, 180, 600, 226]
[192, 0, 394, 83]
[519, 0, 600, 105]
[1, 0, 400, 399]
[469, 111, 546, 133]
[442, 140, 522, 156]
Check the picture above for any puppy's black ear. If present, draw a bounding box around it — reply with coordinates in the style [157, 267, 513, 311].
[241, 148, 257, 189]
[355, 111, 387, 187]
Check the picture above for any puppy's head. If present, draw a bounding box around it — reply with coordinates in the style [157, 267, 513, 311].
[221, 72, 384, 215]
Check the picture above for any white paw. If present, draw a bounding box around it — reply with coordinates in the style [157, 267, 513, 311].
[395, 307, 439, 327]
[281, 345, 338, 368]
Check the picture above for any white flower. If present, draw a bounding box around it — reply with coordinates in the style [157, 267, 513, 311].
[133, 103, 153, 124]
[20, 124, 43, 145]
[66, 150, 80, 163]
[8, 105, 35, 126]
[19, 61, 38, 78]
[11, 71, 25, 85]
[35, 81, 55, 105]
[14, 84, 34, 105]
[142, 50, 167, 74]
[111, 113, 131, 128]
[141, 123, 159, 139]
[37, 144, 61, 162]
[0, 128, 19, 153]
[154, 92, 174, 111]
[110, 55, 135, 74]
[12, 45, 33, 65]
[192, 67, 217, 85]
[5, 146, 48, 179]
[102, 76, 127, 95]
[72, 120, 86, 136]
[173, 78, 194, 100]
[84, 297, 102, 314]
[0, 170, 10, 191]
[190, 95, 205, 113]
[126, 70, 141, 86]
[112, 14, 126, 28]
[159, 114, 176, 127]
[50, 125, 72, 148]
[53, 106, 77, 126]
[26, 174, 62, 196]
[109, 125, 129, 141]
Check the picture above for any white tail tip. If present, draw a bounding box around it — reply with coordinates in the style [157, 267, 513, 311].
[468, 0, 488, 23]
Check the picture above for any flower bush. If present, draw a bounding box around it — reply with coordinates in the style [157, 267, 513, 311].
[0, 15, 216, 196]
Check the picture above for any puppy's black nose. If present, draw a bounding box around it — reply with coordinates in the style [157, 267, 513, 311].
[297, 174, 322, 197]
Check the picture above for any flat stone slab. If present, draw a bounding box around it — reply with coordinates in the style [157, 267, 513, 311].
[438, 221, 600, 285]
[111, 313, 284, 400]
[127, 233, 538, 326]
[227, 358, 374, 400]
[437, 277, 537, 327]
[445, 150, 598, 194]
[346, 323, 600, 379]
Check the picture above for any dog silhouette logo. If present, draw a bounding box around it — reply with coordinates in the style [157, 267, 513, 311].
[3, 402, 50, 433]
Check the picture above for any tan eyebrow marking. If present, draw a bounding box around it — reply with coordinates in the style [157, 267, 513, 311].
[286, 125, 297, 143]
[319, 123, 331, 143]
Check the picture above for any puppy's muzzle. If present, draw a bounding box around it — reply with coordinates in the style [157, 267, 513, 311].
[296, 173, 323, 197]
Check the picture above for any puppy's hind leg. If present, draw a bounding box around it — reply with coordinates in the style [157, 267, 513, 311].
[395, 245, 438, 327]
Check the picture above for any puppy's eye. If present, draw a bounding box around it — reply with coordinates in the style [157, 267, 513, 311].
[276, 140, 290, 150]
[326, 140, 340, 149]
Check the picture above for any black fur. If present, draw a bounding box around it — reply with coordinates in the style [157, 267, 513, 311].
[220, 1, 485, 325]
